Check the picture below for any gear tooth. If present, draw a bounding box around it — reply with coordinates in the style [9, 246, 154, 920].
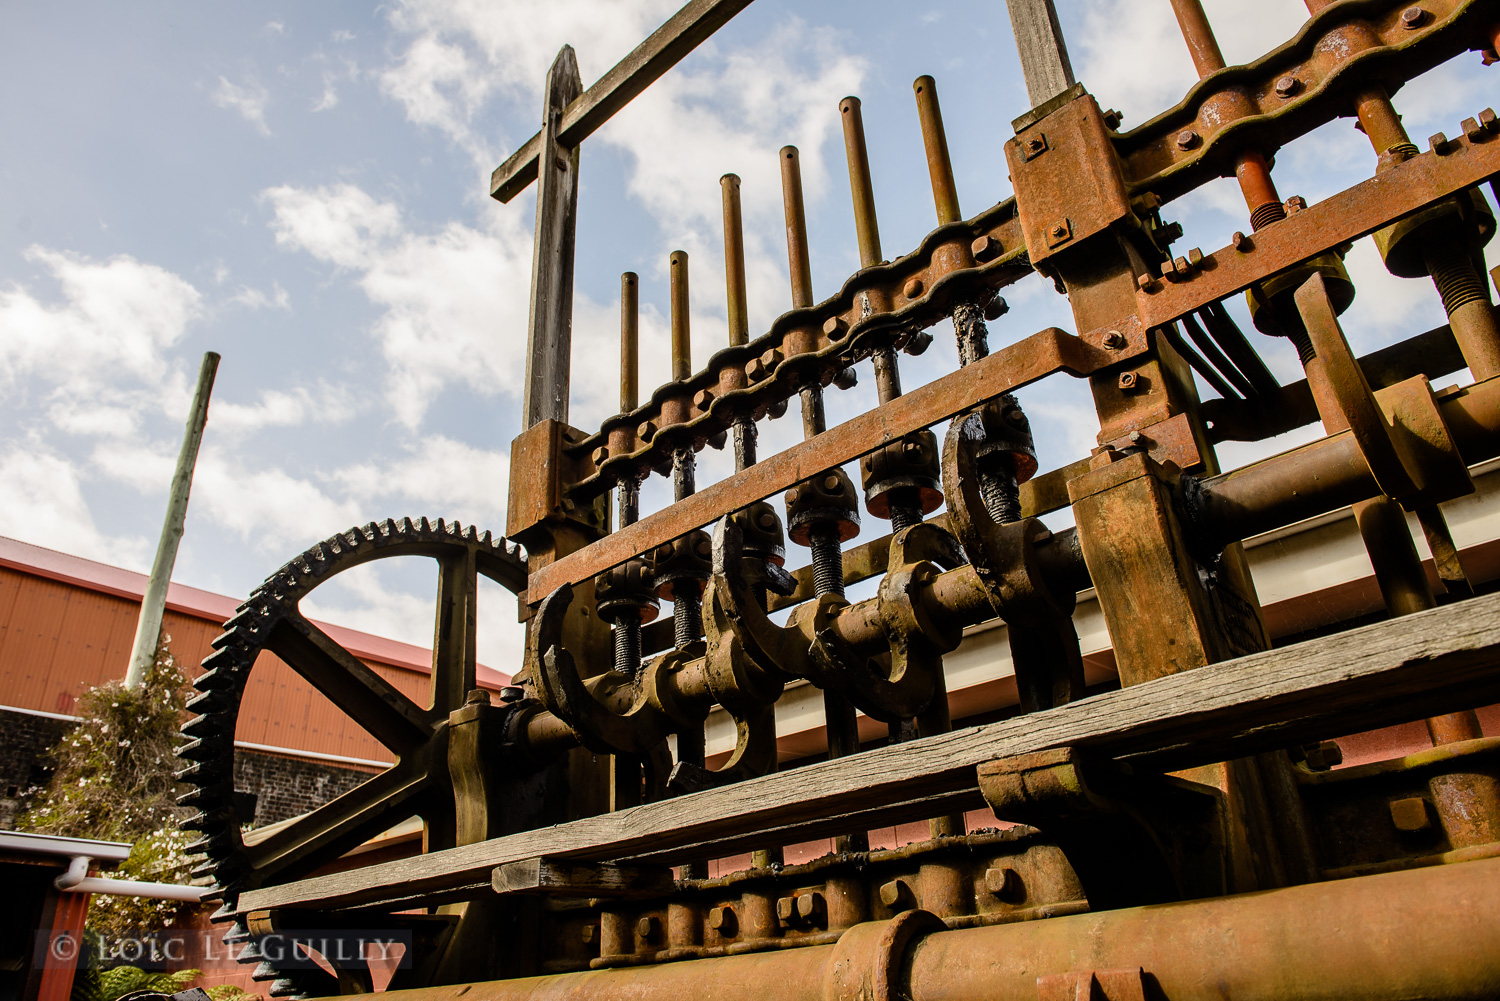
[186, 691, 228, 714]
[436, 517, 448, 534]
[181, 714, 228, 740]
[363, 521, 380, 541]
[222, 921, 250, 944]
[177, 785, 226, 810]
[465, 524, 479, 542]
[212, 903, 240, 924]
[269, 980, 311, 999]
[480, 530, 493, 547]
[177, 736, 232, 762]
[418, 516, 432, 533]
[239, 941, 264, 962]
[201, 645, 239, 667]
[250, 962, 279, 981]
[185, 832, 234, 858]
[397, 516, 415, 535]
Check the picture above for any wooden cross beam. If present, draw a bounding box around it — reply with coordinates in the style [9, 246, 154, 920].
[490, 0, 756, 203]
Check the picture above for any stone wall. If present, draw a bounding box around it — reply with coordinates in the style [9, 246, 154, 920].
[0, 708, 73, 797]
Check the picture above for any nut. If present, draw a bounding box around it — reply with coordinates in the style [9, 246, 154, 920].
[1118, 371, 1139, 391]
[465, 688, 490, 706]
[1400, 5, 1426, 28]
[834, 365, 858, 391]
[1390, 796, 1431, 832]
[1102, 330, 1126, 349]
[971, 234, 1000, 261]
[693, 387, 716, 410]
[823, 316, 850, 340]
[1175, 129, 1200, 150]
[1102, 108, 1123, 130]
[592, 445, 611, 465]
[1188, 247, 1204, 267]
[637, 419, 658, 441]
[498, 686, 525, 703]
[1285, 195, 1307, 213]
[708, 904, 738, 936]
[1274, 75, 1300, 98]
[903, 277, 924, 299]
[984, 866, 1024, 901]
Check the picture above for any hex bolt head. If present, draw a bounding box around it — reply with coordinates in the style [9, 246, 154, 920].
[984, 295, 1009, 322]
[636, 915, 660, 941]
[878, 879, 913, 911]
[592, 445, 611, 466]
[499, 686, 525, 703]
[1285, 195, 1308, 213]
[971, 234, 1000, 261]
[1118, 371, 1139, 391]
[824, 316, 850, 340]
[1274, 75, 1301, 98]
[1400, 5, 1426, 28]
[1102, 330, 1126, 349]
[465, 688, 491, 706]
[796, 892, 826, 925]
[1390, 796, 1432, 832]
[776, 896, 797, 924]
[1175, 129, 1200, 150]
[581, 924, 597, 945]
[638, 419, 658, 441]
[1188, 247, 1204, 267]
[746, 358, 769, 381]
[984, 866, 1024, 901]
[1232, 231, 1251, 252]
[693, 387, 716, 410]
[708, 904, 738, 936]
[903, 277, 924, 299]
[1481, 108, 1498, 132]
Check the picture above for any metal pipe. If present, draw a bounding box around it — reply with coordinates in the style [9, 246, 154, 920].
[840, 96, 882, 269]
[779, 147, 814, 310]
[721, 175, 750, 348]
[913, 76, 960, 226]
[54, 856, 205, 902]
[670, 251, 692, 382]
[339, 858, 1500, 1001]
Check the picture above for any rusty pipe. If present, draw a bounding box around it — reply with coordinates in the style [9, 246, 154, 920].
[621, 273, 639, 411]
[722, 175, 750, 348]
[343, 858, 1500, 1001]
[780, 146, 815, 311]
[671, 251, 692, 382]
[840, 96, 882, 269]
[913, 76, 960, 226]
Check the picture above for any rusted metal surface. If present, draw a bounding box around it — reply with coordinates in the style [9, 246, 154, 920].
[181, 0, 1500, 995]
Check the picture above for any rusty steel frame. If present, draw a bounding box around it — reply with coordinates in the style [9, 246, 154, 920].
[184, 0, 1500, 996]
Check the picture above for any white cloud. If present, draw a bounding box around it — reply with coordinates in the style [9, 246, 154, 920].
[312, 78, 340, 112]
[228, 281, 291, 310]
[264, 183, 403, 269]
[211, 75, 272, 135]
[0, 441, 150, 569]
[328, 435, 510, 528]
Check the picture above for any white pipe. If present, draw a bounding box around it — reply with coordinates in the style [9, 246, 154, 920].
[54, 855, 206, 902]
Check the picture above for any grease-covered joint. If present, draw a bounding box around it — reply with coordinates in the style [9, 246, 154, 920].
[594, 559, 661, 625]
[861, 431, 944, 521]
[648, 531, 714, 601]
[732, 501, 787, 566]
[785, 469, 862, 546]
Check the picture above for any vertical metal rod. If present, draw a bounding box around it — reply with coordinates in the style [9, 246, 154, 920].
[722, 175, 758, 467]
[619, 274, 641, 529]
[913, 76, 961, 226]
[125, 351, 219, 688]
[780, 147, 815, 309]
[670, 251, 692, 382]
[522, 46, 583, 428]
[840, 97, 882, 269]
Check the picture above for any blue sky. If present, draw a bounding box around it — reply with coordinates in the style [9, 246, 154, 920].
[1, 0, 1495, 671]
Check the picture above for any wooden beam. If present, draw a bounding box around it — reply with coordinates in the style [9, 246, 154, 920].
[490, 0, 755, 203]
[237, 589, 1500, 915]
[1003, 0, 1076, 108]
[493, 858, 674, 898]
[521, 47, 583, 430]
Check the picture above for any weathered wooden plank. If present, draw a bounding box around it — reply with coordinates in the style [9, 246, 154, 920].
[493, 858, 674, 898]
[521, 47, 583, 430]
[490, 0, 755, 203]
[1003, 0, 1076, 108]
[238, 590, 1500, 915]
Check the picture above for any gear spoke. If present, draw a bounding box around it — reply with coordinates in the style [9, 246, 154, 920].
[270, 611, 434, 754]
[241, 759, 431, 885]
[431, 548, 479, 716]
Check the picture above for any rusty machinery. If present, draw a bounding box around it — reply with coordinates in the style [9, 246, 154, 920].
[178, 0, 1500, 997]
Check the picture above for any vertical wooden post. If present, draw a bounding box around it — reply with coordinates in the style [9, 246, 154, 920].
[1003, 0, 1076, 107]
[36, 887, 90, 1001]
[522, 46, 583, 430]
[124, 351, 219, 688]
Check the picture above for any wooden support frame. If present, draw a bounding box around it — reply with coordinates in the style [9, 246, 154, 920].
[239, 588, 1500, 915]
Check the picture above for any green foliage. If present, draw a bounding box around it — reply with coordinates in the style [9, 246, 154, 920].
[69, 964, 199, 1001]
[19, 636, 199, 937]
[205, 985, 263, 1001]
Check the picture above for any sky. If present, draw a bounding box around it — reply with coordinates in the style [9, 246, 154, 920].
[1, 0, 1496, 676]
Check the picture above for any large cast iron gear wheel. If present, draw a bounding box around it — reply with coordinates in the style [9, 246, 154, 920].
[175, 517, 527, 998]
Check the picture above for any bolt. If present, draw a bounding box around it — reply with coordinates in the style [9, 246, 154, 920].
[1481, 108, 1498, 132]
[1176, 129, 1200, 150]
[1103, 330, 1126, 349]
[1400, 5, 1426, 28]
[708, 904, 738, 936]
[498, 686, 525, 703]
[984, 867, 1024, 901]
[795, 892, 826, 925]
[1049, 223, 1069, 240]
[1430, 131, 1452, 155]
[1285, 195, 1307, 213]
[693, 387, 716, 410]
[786, 488, 800, 506]
[823, 316, 849, 340]
[904, 439, 925, 459]
[1464, 116, 1484, 141]
[1232, 231, 1250, 252]
[905, 329, 934, 355]
[1103, 108, 1124, 130]
[1188, 247, 1204, 267]
[581, 924, 597, 945]
[984, 295, 1009, 322]
[1390, 796, 1432, 832]
[592, 445, 611, 466]
[1136, 273, 1159, 292]
[878, 879, 913, 911]
[1172, 256, 1191, 277]
[761, 347, 784, 369]
[776, 896, 797, 924]
[757, 510, 777, 529]
[1118, 371, 1139, 391]
[637, 419, 658, 441]
[636, 915, 660, 942]
[1274, 75, 1300, 98]
[903, 277, 924, 299]
[823, 474, 841, 491]
[1024, 136, 1045, 154]
[971, 234, 1000, 261]
[834, 366, 858, 391]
